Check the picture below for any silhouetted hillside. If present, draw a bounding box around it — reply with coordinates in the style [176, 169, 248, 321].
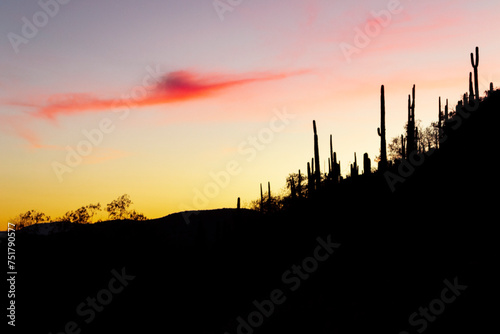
[10, 89, 499, 334]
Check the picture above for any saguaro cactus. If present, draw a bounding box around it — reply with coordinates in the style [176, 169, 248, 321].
[469, 72, 474, 105]
[407, 85, 416, 156]
[401, 135, 406, 160]
[377, 85, 388, 171]
[329, 135, 341, 183]
[470, 46, 479, 101]
[350, 153, 359, 178]
[268, 182, 271, 204]
[260, 183, 263, 212]
[363, 153, 371, 175]
[307, 161, 313, 195]
[334, 152, 339, 181]
[437, 97, 442, 148]
[444, 98, 449, 121]
[337, 159, 341, 181]
[415, 127, 420, 153]
[313, 120, 321, 188]
[329, 135, 334, 176]
[297, 169, 303, 198]
[288, 175, 296, 199]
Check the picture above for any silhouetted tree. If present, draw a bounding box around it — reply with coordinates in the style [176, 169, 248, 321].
[388, 119, 438, 163]
[422, 124, 438, 151]
[286, 172, 306, 198]
[250, 186, 284, 213]
[57, 207, 89, 224]
[287, 174, 296, 199]
[388, 136, 404, 162]
[106, 194, 133, 220]
[105, 194, 148, 221]
[297, 170, 304, 197]
[249, 198, 260, 212]
[11, 210, 50, 229]
[54, 203, 102, 224]
[75, 206, 90, 223]
[127, 210, 147, 221]
[86, 203, 101, 223]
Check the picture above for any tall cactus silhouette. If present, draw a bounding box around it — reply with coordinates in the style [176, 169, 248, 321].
[377, 85, 388, 171]
[363, 153, 371, 175]
[415, 126, 420, 153]
[407, 85, 416, 156]
[268, 182, 271, 204]
[444, 98, 449, 121]
[329, 134, 341, 183]
[334, 153, 339, 181]
[263, 181, 271, 212]
[350, 153, 359, 178]
[469, 72, 474, 105]
[337, 158, 341, 181]
[401, 135, 406, 160]
[329, 134, 334, 177]
[288, 175, 296, 199]
[437, 97, 442, 148]
[470, 46, 479, 101]
[260, 183, 264, 212]
[313, 120, 321, 188]
[307, 162, 314, 195]
[297, 169, 303, 198]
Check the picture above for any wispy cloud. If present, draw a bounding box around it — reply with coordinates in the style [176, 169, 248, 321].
[31, 69, 309, 119]
[0, 113, 42, 148]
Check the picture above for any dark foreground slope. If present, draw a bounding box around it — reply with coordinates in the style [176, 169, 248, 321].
[8, 93, 499, 334]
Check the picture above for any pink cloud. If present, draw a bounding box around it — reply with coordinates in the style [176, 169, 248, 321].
[32, 69, 310, 120]
[0, 114, 42, 148]
[1, 68, 309, 149]
[330, 3, 469, 63]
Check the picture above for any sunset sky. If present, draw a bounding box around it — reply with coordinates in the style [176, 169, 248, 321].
[1, 0, 499, 226]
